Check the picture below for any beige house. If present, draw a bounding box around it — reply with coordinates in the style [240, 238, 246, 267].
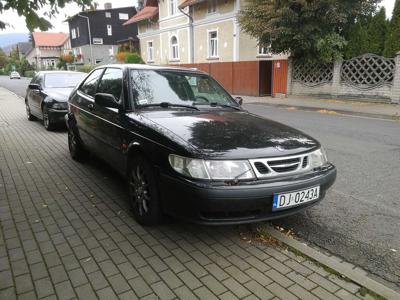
[124, 0, 287, 65]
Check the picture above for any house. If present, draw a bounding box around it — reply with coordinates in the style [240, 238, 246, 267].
[123, 0, 289, 96]
[66, 3, 139, 65]
[25, 32, 71, 69]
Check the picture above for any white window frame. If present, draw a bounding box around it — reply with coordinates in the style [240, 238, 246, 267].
[93, 38, 103, 45]
[170, 35, 179, 61]
[147, 41, 154, 62]
[208, 0, 217, 14]
[105, 12, 111, 18]
[107, 25, 112, 36]
[207, 29, 218, 58]
[257, 44, 272, 57]
[169, 0, 177, 16]
[71, 28, 76, 39]
[119, 13, 129, 20]
[77, 27, 80, 38]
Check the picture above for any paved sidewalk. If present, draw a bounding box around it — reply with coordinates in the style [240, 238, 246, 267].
[0, 87, 389, 300]
[239, 95, 400, 119]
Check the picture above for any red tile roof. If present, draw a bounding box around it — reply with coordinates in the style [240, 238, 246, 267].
[32, 32, 69, 47]
[123, 6, 159, 25]
[179, 0, 207, 9]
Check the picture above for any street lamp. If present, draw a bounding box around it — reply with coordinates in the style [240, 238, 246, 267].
[77, 13, 94, 65]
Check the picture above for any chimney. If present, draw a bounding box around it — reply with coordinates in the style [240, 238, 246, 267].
[104, 3, 112, 10]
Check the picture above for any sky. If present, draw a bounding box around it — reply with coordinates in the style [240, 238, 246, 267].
[0, 0, 396, 34]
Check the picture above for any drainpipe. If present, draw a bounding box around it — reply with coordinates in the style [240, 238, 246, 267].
[77, 14, 94, 65]
[179, 6, 194, 64]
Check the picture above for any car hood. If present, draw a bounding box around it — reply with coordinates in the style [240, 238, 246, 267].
[43, 88, 73, 102]
[135, 109, 320, 159]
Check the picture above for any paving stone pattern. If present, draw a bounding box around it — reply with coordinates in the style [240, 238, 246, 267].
[0, 88, 368, 299]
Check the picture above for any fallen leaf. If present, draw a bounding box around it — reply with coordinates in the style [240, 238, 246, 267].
[42, 204, 48, 208]
[84, 257, 92, 262]
[26, 161, 32, 164]
[390, 249, 397, 253]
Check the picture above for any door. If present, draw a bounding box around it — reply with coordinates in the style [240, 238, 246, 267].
[72, 68, 105, 150]
[28, 74, 44, 117]
[92, 67, 125, 170]
[259, 61, 272, 96]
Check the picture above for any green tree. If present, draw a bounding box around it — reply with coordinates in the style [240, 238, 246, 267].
[384, 0, 400, 57]
[0, 0, 95, 31]
[239, 0, 380, 63]
[344, 21, 370, 58]
[0, 48, 8, 69]
[367, 7, 388, 55]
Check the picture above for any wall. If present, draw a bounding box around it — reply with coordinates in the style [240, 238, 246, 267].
[74, 44, 118, 65]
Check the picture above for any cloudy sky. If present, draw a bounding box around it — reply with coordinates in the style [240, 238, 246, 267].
[0, 0, 396, 34]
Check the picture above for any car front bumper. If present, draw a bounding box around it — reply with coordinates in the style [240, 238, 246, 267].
[159, 164, 336, 225]
[49, 109, 68, 123]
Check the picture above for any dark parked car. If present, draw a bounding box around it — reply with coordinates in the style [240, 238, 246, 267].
[25, 71, 86, 130]
[66, 64, 336, 225]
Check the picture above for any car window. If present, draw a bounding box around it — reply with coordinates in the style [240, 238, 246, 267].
[44, 73, 86, 88]
[97, 68, 123, 100]
[80, 69, 104, 97]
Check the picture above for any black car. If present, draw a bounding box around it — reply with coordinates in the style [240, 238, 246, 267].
[25, 71, 86, 130]
[66, 64, 336, 226]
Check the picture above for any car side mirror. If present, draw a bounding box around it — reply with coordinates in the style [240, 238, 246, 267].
[235, 97, 243, 106]
[94, 93, 120, 109]
[29, 83, 41, 90]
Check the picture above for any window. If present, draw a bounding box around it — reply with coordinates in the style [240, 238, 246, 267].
[208, 0, 217, 13]
[105, 12, 111, 18]
[44, 73, 86, 88]
[147, 41, 154, 62]
[170, 36, 179, 60]
[77, 27, 80, 38]
[119, 13, 129, 20]
[93, 38, 103, 45]
[97, 68, 123, 101]
[71, 28, 76, 39]
[169, 0, 176, 15]
[208, 31, 218, 58]
[109, 47, 114, 56]
[258, 45, 271, 56]
[107, 25, 112, 36]
[80, 69, 104, 97]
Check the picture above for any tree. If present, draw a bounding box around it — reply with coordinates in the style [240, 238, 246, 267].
[367, 7, 388, 55]
[0, 48, 8, 69]
[239, 0, 380, 63]
[344, 20, 370, 58]
[384, 0, 400, 57]
[0, 0, 95, 31]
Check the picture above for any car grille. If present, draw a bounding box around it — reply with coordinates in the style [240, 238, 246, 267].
[249, 154, 311, 179]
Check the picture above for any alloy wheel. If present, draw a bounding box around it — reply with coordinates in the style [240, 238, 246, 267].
[129, 165, 151, 217]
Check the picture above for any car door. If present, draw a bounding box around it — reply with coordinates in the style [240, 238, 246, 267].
[92, 67, 126, 171]
[71, 68, 105, 151]
[28, 74, 43, 117]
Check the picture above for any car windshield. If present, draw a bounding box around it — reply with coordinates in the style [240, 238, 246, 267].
[44, 73, 85, 88]
[130, 69, 237, 108]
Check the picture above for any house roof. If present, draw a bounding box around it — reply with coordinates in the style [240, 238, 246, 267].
[123, 6, 158, 25]
[179, 0, 207, 9]
[32, 32, 69, 47]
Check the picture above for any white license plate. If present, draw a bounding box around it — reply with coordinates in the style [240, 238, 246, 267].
[272, 186, 320, 211]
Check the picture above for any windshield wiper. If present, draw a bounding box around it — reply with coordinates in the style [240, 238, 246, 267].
[209, 102, 241, 111]
[140, 102, 199, 110]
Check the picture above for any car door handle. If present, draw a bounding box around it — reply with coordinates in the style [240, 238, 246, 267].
[88, 104, 94, 111]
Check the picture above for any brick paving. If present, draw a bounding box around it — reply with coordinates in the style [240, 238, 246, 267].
[0, 87, 369, 299]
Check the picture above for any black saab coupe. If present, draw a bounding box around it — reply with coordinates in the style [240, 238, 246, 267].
[66, 64, 336, 225]
[25, 71, 86, 130]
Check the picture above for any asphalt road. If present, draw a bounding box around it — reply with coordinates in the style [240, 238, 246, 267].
[1, 75, 399, 288]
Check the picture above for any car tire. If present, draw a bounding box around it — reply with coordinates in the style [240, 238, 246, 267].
[128, 155, 163, 226]
[68, 126, 86, 162]
[42, 107, 54, 131]
[26, 101, 36, 121]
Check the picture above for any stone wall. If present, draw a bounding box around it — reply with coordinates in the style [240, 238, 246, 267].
[287, 53, 400, 103]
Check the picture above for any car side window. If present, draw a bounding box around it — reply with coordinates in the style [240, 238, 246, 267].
[80, 69, 104, 97]
[97, 68, 123, 100]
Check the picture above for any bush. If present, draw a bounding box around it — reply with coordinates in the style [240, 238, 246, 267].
[124, 53, 144, 64]
[24, 70, 36, 78]
[77, 64, 93, 73]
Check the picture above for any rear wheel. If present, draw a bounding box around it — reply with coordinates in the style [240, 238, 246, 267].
[128, 155, 162, 226]
[68, 126, 86, 161]
[42, 107, 54, 131]
[26, 101, 36, 121]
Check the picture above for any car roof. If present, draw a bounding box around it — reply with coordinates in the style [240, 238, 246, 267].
[96, 64, 208, 75]
[38, 71, 86, 75]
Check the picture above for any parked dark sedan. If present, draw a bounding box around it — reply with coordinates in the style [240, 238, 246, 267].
[25, 71, 86, 130]
[66, 64, 336, 225]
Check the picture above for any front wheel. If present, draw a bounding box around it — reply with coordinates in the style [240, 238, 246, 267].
[128, 155, 162, 226]
[68, 126, 86, 162]
[42, 107, 54, 131]
[26, 102, 36, 121]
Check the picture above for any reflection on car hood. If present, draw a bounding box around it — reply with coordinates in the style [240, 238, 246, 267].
[136, 110, 320, 159]
[43, 87, 74, 102]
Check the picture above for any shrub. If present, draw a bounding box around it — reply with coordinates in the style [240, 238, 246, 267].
[124, 52, 144, 64]
[24, 70, 36, 78]
[77, 64, 93, 73]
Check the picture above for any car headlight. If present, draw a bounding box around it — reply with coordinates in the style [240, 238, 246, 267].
[309, 147, 328, 168]
[51, 102, 68, 110]
[168, 154, 255, 180]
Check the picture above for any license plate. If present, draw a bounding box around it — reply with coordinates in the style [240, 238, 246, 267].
[272, 186, 320, 211]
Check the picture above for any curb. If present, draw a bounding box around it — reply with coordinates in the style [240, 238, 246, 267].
[263, 225, 400, 300]
[246, 102, 400, 122]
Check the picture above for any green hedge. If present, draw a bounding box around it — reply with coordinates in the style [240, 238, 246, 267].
[24, 70, 36, 78]
[76, 64, 93, 73]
